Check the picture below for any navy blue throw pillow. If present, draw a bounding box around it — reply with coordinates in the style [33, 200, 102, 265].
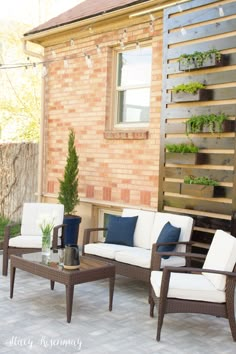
[105, 215, 138, 247]
[156, 221, 181, 259]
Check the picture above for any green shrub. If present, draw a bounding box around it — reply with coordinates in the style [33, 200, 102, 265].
[172, 82, 205, 94]
[179, 49, 221, 68]
[0, 215, 20, 242]
[186, 113, 228, 134]
[184, 175, 218, 186]
[166, 143, 199, 153]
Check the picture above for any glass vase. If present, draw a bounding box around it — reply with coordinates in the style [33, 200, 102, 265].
[42, 232, 51, 262]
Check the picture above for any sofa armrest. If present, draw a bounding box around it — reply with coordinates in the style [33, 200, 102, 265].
[82, 227, 107, 255]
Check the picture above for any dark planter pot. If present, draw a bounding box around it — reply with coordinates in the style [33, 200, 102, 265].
[180, 184, 214, 198]
[63, 215, 82, 246]
[172, 89, 212, 103]
[179, 54, 226, 71]
[166, 152, 205, 165]
[186, 120, 235, 134]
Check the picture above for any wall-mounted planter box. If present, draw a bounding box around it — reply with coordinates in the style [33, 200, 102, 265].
[171, 89, 212, 102]
[166, 152, 205, 164]
[179, 54, 227, 71]
[180, 184, 214, 198]
[188, 120, 235, 134]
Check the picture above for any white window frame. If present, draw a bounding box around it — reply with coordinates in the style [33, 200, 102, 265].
[113, 42, 152, 128]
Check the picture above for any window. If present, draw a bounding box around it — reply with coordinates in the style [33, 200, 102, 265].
[115, 45, 152, 126]
[97, 208, 121, 241]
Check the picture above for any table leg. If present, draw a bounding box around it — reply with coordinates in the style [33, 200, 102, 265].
[66, 285, 74, 323]
[109, 276, 115, 311]
[50, 280, 55, 290]
[10, 266, 16, 299]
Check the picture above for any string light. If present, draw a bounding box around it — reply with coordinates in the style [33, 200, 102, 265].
[119, 39, 125, 50]
[89, 27, 94, 34]
[178, 5, 183, 12]
[51, 50, 56, 58]
[149, 14, 155, 21]
[123, 29, 127, 40]
[181, 26, 187, 35]
[149, 21, 154, 33]
[136, 41, 140, 50]
[70, 38, 75, 46]
[63, 58, 68, 68]
[41, 65, 47, 77]
[218, 6, 224, 17]
[96, 44, 101, 55]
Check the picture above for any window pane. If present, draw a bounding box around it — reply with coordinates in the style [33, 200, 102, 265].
[118, 47, 152, 87]
[118, 88, 150, 123]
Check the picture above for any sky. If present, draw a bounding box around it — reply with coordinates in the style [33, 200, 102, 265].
[0, 0, 85, 26]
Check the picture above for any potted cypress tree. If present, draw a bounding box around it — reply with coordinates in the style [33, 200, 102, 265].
[58, 129, 82, 245]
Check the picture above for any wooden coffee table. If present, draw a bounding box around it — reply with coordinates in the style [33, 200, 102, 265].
[10, 253, 115, 323]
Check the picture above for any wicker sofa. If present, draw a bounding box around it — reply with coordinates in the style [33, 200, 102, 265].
[82, 208, 194, 283]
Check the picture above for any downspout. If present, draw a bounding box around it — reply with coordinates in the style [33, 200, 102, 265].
[23, 39, 45, 202]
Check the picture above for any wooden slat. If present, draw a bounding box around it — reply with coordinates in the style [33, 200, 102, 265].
[164, 166, 233, 182]
[168, 17, 236, 45]
[165, 136, 235, 150]
[163, 195, 232, 214]
[166, 2, 236, 31]
[166, 68, 236, 89]
[167, 36, 236, 60]
[164, 104, 236, 118]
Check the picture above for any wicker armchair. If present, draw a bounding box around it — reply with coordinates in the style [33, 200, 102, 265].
[150, 229, 236, 341]
[2, 203, 65, 276]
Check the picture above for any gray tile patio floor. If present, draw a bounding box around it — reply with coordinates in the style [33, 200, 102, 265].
[0, 252, 235, 354]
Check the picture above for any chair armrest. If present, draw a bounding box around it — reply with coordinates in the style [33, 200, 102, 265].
[162, 266, 236, 278]
[82, 227, 107, 255]
[52, 224, 67, 250]
[151, 242, 206, 271]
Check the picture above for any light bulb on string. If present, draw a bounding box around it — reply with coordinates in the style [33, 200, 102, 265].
[136, 41, 140, 50]
[178, 5, 183, 12]
[218, 6, 224, 17]
[119, 39, 125, 50]
[70, 38, 75, 46]
[64, 59, 69, 68]
[181, 27, 187, 36]
[42, 65, 48, 78]
[123, 29, 127, 40]
[149, 21, 154, 33]
[86, 55, 93, 68]
[96, 44, 101, 55]
[51, 50, 56, 58]
[89, 27, 94, 34]
[149, 14, 155, 21]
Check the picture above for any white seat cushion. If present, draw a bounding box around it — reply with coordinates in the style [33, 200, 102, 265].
[84, 243, 131, 259]
[122, 208, 155, 249]
[151, 271, 225, 303]
[9, 236, 42, 248]
[150, 212, 193, 252]
[160, 256, 186, 268]
[115, 247, 151, 268]
[203, 230, 236, 291]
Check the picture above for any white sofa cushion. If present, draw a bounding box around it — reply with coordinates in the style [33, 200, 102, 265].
[203, 230, 236, 291]
[151, 271, 225, 303]
[150, 212, 193, 252]
[84, 243, 131, 260]
[21, 203, 64, 236]
[115, 247, 151, 268]
[9, 236, 42, 248]
[122, 208, 155, 249]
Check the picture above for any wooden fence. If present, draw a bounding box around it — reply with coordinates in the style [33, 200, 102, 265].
[0, 143, 38, 221]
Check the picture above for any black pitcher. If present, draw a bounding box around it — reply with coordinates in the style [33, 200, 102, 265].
[64, 244, 80, 270]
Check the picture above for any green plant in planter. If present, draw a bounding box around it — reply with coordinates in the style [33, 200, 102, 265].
[184, 175, 218, 186]
[166, 143, 199, 153]
[172, 82, 205, 94]
[58, 129, 80, 214]
[186, 113, 228, 135]
[179, 48, 221, 68]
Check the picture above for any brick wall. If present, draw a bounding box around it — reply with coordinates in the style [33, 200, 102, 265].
[43, 18, 163, 210]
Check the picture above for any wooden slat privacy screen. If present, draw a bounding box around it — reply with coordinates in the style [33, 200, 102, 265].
[159, 0, 236, 252]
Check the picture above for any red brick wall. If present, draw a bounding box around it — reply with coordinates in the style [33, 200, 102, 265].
[43, 19, 163, 210]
